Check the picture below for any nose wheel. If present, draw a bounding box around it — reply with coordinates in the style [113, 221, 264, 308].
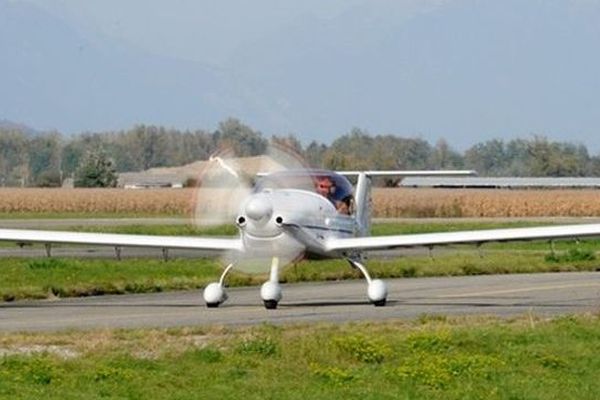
[260, 257, 282, 310]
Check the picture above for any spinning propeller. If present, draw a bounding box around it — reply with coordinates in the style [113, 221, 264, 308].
[191, 144, 311, 275]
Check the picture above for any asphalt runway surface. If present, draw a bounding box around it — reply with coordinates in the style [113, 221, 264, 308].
[1, 272, 598, 332]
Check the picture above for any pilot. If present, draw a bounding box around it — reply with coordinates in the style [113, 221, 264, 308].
[315, 176, 335, 199]
[316, 177, 352, 215]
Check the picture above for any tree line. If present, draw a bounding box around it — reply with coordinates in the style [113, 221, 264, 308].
[1, 118, 600, 187]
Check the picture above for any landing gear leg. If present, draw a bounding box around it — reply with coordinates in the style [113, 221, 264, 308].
[347, 258, 388, 306]
[261, 257, 282, 310]
[203, 263, 234, 308]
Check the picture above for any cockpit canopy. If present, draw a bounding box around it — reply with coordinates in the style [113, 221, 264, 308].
[254, 170, 354, 203]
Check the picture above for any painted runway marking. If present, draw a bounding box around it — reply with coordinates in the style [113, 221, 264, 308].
[437, 282, 600, 298]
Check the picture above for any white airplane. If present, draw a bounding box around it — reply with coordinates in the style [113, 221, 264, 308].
[2, 167, 600, 309]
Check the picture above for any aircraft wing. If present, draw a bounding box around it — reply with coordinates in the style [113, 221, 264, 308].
[0, 228, 243, 252]
[325, 224, 600, 253]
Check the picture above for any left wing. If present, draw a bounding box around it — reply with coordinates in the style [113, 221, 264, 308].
[0, 228, 243, 252]
[325, 224, 600, 253]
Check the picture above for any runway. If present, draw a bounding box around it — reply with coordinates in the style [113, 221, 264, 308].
[1, 271, 598, 332]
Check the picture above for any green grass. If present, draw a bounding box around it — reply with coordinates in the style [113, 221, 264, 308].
[0, 258, 221, 301]
[0, 249, 598, 301]
[371, 220, 554, 235]
[68, 223, 238, 236]
[0, 314, 598, 399]
[1, 221, 599, 300]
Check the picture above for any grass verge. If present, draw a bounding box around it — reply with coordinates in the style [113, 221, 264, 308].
[0, 250, 598, 301]
[0, 314, 598, 399]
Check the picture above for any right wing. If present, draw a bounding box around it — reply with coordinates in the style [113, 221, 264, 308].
[325, 224, 600, 253]
[0, 228, 243, 252]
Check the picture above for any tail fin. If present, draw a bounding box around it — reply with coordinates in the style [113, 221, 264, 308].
[354, 173, 371, 237]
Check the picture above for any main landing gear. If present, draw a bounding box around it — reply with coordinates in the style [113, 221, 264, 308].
[347, 258, 388, 306]
[203, 257, 283, 310]
[203, 263, 234, 308]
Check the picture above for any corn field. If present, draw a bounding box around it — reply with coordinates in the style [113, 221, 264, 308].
[0, 189, 192, 215]
[2, 188, 600, 217]
[373, 188, 600, 217]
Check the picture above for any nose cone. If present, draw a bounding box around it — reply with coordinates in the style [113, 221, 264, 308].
[245, 196, 273, 221]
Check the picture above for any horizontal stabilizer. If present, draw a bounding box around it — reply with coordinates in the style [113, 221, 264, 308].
[336, 170, 477, 177]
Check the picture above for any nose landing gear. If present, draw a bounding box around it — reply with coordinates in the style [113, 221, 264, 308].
[260, 257, 282, 309]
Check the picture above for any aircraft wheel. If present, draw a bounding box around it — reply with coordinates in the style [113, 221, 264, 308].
[367, 279, 388, 306]
[372, 298, 387, 307]
[203, 282, 227, 307]
[263, 300, 278, 310]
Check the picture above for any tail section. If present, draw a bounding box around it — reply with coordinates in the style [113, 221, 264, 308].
[354, 172, 372, 237]
[342, 170, 477, 237]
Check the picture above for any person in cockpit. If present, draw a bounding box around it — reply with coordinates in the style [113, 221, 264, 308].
[315, 176, 335, 199]
[315, 176, 352, 215]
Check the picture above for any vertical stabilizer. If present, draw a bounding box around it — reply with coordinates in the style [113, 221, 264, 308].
[354, 172, 371, 237]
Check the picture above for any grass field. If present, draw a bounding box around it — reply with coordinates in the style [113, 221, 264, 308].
[1, 221, 599, 301]
[0, 314, 597, 399]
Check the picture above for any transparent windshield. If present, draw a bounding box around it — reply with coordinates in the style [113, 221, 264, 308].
[255, 170, 354, 205]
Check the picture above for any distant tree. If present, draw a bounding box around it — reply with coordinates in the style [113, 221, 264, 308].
[304, 140, 328, 168]
[61, 133, 106, 176]
[271, 134, 304, 155]
[393, 137, 432, 170]
[324, 128, 374, 170]
[464, 139, 509, 176]
[429, 138, 464, 169]
[36, 170, 62, 187]
[590, 156, 600, 176]
[504, 139, 530, 176]
[0, 129, 29, 186]
[74, 149, 118, 188]
[27, 132, 62, 186]
[526, 136, 590, 177]
[215, 118, 267, 156]
[123, 125, 170, 170]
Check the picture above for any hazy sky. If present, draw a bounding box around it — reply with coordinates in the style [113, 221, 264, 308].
[4, 0, 600, 150]
[22, 0, 371, 64]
